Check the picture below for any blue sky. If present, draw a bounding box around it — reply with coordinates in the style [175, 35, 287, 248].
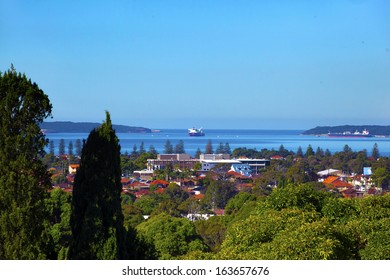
[1, 0, 389, 129]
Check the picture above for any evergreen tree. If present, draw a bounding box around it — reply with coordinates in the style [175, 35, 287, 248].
[324, 149, 332, 157]
[224, 143, 231, 155]
[59, 139, 65, 155]
[205, 139, 213, 154]
[148, 145, 157, 155]
[315, 147, 324, 158]
[164, 139, 174, 154]
[68, 141, 74, 156]
[372, 143, 380, 159]
[175, 140, 185, 154]
[49, 140, 55, 155]
[216, 142, 224, 154]
[0, 66, 52, 259]
[296, 146, 303, 157]
[131, 144, 138, 156]
[75, 139, 82, 156]
[195, 148, 202, 159]
[305, 145, 314, 158]
[49, 140, 55, 162]
[139, 141, 145, 154]
[69, 112, 128, 259]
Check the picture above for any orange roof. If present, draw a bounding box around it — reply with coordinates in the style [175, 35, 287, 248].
[194, 194, 205, 200]
[150, 180, 169, 185]
[332, 180, 353, 188]
[323, 176, 340, 184]
[271, 155, 284, 159]
[121, 178, 131, 184]
[154, 188, 165, 194]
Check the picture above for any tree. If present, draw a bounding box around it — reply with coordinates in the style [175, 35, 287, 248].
[131, 144, 138, 157]
[315, 147, 324, 158]
[75, 139, 82, 156]
[139, 141, 145, 154]
[49, 140, 55, 155]
[195, 148, 202, 159]
[224, 143, 231, 155]
[216, 142, 224, 154]
[205, 139, 213, 154]
[45, 188, 72, 259]
[148, 145, 157, 155]
[68, 141, 73, 156]
[175, 140, 185, 154]
[136, 213, 207, 259]
[49, 140, 55, 162]
[0, 66, 52, 259]
[371, 167, 390, 189]
[69, 112, 128, 259]
[296, 146, 303, 157]
[59, 139, 65, 155]
[164, 139, 173, 154]
[305, 145, 314, 158]
[372, 143, 380, 159]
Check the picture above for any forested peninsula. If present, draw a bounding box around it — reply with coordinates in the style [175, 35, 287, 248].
[303, 125, 390, 136]
[40, 121, 151, 133]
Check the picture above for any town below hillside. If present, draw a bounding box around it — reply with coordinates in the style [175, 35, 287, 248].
[303, 125, 390, 136]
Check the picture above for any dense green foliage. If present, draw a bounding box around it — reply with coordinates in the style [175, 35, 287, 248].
[136, 213, 207, 259]
[69, 112, 128, 259]
[217, 184, 390, 260]
[0, 67, 52, 259]
[45, 188, 72, 259]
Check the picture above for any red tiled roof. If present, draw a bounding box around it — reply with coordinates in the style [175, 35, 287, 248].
[135, 190, 150, 197]
[194, 194, 205, 200]
[121, 178, 131, 184]
[323, 176, 340, 184]
[214, 209, 225, 215]
[150, 180, 169, 185]
[154, 188, 165, 194]
[332, 180, 353, 188]
[271, 155, 284, 159]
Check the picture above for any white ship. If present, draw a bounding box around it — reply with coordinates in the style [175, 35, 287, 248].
[188, 127, 205, 136]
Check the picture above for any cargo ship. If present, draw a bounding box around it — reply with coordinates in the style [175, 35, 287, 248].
[188, 127, 205, 136]
[328, 129, 372, 138]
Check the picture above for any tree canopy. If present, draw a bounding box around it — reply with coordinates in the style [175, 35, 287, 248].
[69, 112, 128, 259]
[0, 66, 52, 259]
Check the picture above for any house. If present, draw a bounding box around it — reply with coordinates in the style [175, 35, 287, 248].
[68, 164, 80, 174]
[317, 169, 342, 178]
[147, 154, 199, 171]
[323, 176, 353, 191]
[270, 155, 284, 160]
[134, 189, 150, 199]
[150, 179, 169, 187]
[229, 163, 252, 177]
[133, 170, 154, 180]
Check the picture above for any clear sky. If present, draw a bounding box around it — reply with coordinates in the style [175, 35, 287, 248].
[1, 0, 389, 129]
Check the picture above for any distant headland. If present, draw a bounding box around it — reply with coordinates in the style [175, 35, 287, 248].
[40, 121, 152, 133]
[302, 125, 390, 136]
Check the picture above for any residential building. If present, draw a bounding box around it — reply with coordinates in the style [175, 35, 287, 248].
[147, 154, 198, 171]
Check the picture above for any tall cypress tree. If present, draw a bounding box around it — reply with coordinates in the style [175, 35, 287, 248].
[0, 66, 52, 259]
[69, 112, 127, 259]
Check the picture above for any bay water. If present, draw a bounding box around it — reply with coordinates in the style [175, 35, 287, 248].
[45, 129, 390, 157]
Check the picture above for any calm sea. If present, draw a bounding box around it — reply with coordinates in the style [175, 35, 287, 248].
[45, 129, 390, 157]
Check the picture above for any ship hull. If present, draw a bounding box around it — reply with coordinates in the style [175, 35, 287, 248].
[189, 132, 205, 136]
